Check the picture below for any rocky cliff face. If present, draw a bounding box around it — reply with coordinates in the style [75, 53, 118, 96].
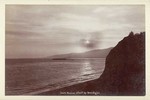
[95, 32, 145, 95]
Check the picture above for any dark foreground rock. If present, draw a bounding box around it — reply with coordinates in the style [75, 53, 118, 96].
[38, 32, 145, 96]
[92, 32, 145, 95]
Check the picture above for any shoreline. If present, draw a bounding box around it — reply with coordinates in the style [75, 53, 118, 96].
[37, 79, 100, 95]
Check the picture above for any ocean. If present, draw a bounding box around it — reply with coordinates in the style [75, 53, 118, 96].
[5, 58, 105, 95]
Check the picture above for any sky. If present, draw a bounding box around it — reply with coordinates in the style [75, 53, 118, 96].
[5, 5, 145, 58]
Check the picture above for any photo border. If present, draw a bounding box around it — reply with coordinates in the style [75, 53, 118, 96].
[0, 0, 150, 100]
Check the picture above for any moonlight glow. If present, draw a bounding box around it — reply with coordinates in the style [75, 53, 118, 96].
[85, 40, 90, 44]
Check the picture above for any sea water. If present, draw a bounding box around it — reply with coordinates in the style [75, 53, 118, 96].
[5, 58, 105, 95]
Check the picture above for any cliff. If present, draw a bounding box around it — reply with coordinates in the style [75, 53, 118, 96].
[93, 32, 145, 95]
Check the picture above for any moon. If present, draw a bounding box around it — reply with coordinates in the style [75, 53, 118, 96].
[80, 39, 98, 49]
[85, 40, 90, 44]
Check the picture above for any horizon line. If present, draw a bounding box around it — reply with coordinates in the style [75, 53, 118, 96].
[6, 46, 113, 59]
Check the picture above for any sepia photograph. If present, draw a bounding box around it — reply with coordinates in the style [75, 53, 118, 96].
[5, 5, 145, 96]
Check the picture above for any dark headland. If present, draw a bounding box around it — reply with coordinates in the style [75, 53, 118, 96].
[38, 32, 145, 96]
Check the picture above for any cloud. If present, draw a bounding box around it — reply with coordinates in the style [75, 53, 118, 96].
[5, 5, 145, 58]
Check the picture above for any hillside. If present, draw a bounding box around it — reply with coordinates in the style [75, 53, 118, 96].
[95, 32, 145, 95]
[49, 47, 113, 59]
